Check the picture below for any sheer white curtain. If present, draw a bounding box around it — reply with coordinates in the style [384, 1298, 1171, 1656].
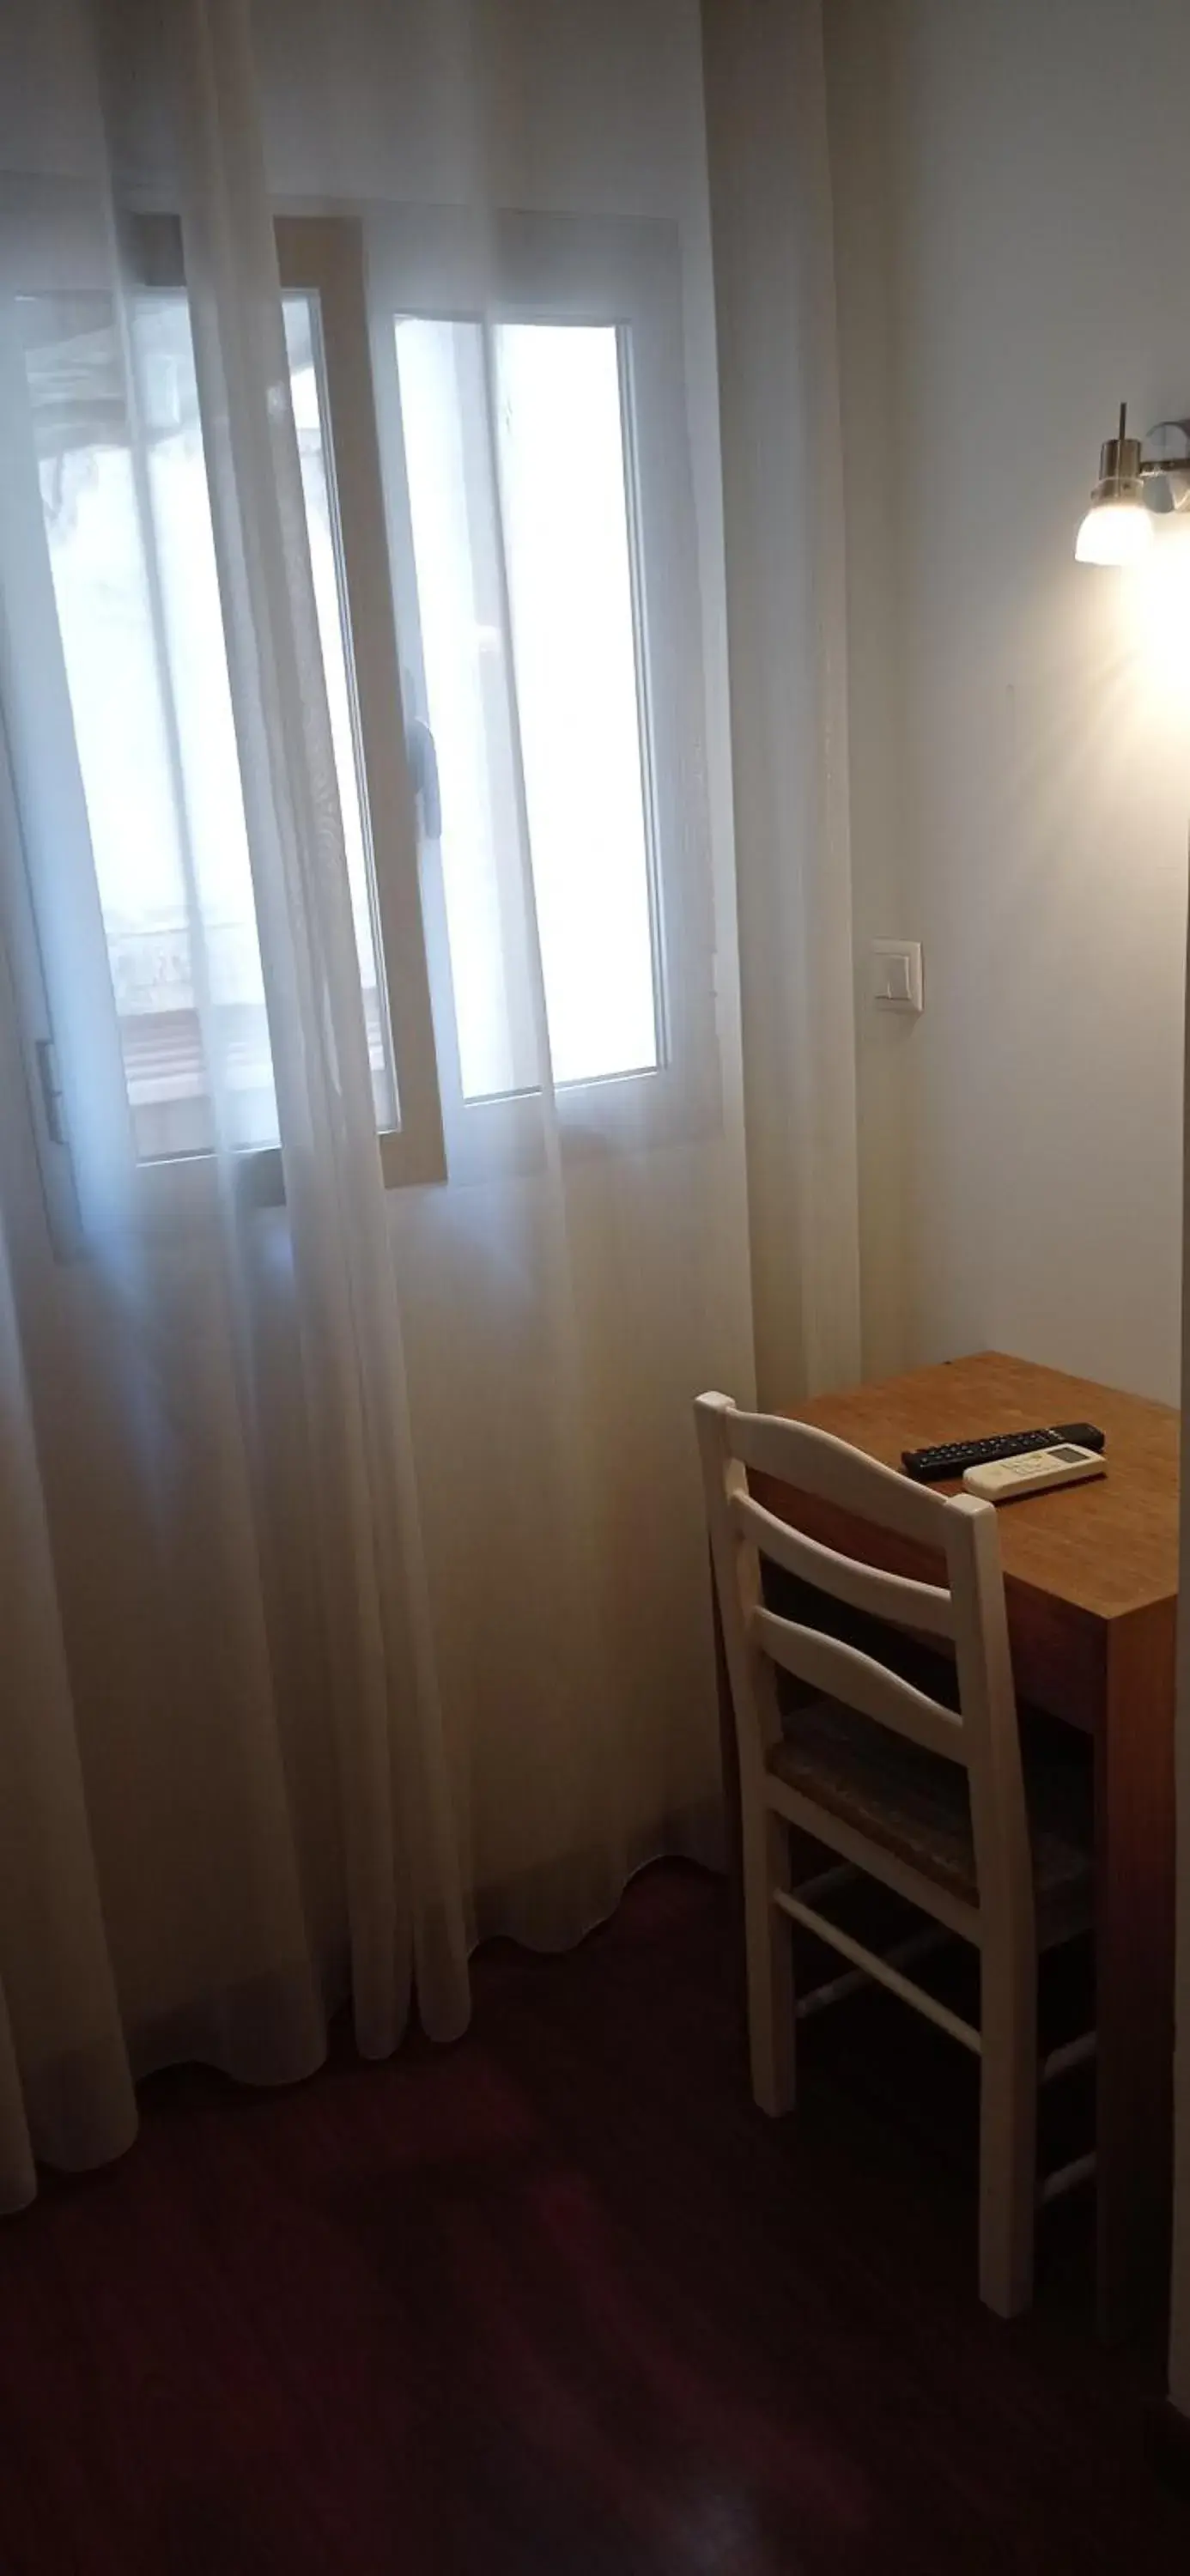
[702, 0, 863, 1402]
[0, 0, 855, 2208]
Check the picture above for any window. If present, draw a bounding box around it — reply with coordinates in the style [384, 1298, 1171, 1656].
[495, 321, 660, 1087]
[25, 285, 280, 1163]
[375, 208, 713, 1169]
[395, 314, 661, 1101]
[2, 208, 711, 1230]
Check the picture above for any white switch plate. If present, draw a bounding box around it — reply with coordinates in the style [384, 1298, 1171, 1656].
[871, 939, 923, 1013]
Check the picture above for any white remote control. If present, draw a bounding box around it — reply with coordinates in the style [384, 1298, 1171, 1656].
[962, 1441, 1106, 1502]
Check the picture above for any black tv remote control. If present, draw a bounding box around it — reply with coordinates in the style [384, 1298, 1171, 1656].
[902, 1423, 1106, 1483]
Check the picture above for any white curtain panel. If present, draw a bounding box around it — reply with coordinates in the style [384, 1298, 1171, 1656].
[0, 0, 853, 2205]
[702, 0, 863, 1403]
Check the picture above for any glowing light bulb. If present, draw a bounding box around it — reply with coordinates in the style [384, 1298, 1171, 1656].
[1075, 496, 1155, 566]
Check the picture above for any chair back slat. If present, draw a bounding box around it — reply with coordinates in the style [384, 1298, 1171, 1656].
[729, 1487, 955, 1639]
[750, 1607, 967, 1763]
[721, 1406, 955, 1551]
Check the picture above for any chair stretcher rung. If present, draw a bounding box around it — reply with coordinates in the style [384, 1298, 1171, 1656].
[774, 1889, 981, 2055]
[1037, 2151, 1097, 2208]
[1040, 2030, 1096, 2085]
[796, 1923, 950, 2022]
[794, 1862, 859, 1907]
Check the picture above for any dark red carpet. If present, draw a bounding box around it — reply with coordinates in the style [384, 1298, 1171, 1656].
[1, 1864, 1185, 2573]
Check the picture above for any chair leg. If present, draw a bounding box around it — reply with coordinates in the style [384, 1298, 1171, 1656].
[978, 1942, 1038, 2318]
[742, 1799, 794, 2116]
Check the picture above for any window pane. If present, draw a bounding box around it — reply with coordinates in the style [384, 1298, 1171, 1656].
[22, 289, 273, 1158]
[21, 285, 394, 1163]
[394, 316, 537, 1103]
[495, 323, 659, 1086]
[395, 315, 659, 1101]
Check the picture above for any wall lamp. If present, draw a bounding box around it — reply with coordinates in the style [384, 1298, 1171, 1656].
[1076, 404, 1190, 564]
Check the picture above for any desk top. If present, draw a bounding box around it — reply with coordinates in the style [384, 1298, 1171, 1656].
[781, 1352, 1179, 1626]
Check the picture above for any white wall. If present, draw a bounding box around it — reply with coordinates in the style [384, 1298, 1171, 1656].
[829, 0, 1190, 1405]
[827, 0, 1190, 2413]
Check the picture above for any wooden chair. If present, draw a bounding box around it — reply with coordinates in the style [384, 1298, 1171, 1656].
[695, 1391, 1096, 2319]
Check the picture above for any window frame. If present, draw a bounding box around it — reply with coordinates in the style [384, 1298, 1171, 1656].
[368, 207, 719, 1179]
[133, 210, 446, 1206]
[1, 198, 718, 1250]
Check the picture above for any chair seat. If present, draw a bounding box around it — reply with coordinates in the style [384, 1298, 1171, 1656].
[768, 1696, 1092, 1917]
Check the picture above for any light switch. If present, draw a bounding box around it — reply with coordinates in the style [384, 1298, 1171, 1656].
[871, 939, 923, 1013]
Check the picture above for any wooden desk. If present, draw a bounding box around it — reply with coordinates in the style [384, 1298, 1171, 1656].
[742, 1351, 1178, 2342]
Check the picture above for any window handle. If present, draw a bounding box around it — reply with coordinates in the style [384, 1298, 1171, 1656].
[406, 715, 441, 840]
[35, 1036, 69, 1146]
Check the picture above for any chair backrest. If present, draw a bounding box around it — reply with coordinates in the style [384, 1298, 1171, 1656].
[695, 1392, 1033, 1928]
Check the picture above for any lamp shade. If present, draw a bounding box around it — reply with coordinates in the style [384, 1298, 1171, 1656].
[1075, 405, 1153, 565]
[1075, 496, 1155, 565]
